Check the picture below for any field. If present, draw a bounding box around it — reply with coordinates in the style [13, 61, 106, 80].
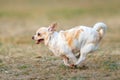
[0, 0, 120, 80]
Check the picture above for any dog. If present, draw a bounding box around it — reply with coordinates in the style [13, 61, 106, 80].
[32, 22, 107, 67]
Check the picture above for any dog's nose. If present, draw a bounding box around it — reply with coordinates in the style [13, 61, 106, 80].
[32, 36, 34, 40]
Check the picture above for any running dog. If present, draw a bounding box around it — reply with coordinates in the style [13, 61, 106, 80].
[32, 22, 107, 67]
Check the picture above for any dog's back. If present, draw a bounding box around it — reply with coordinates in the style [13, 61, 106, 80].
[59, 22, 107, 55]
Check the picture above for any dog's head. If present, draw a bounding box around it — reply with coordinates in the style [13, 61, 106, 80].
[32, 23, 57, 44]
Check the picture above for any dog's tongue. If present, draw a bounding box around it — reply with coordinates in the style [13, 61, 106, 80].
[36, 39, 44, 44]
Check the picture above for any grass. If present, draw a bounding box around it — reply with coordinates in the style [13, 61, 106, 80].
[0, 0, 120, 80]
[103, 61, 119, 71]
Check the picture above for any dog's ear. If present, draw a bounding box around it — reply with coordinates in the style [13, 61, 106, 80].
[48, 22, 57, 32]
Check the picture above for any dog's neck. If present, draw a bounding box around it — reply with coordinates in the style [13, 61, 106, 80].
[46, 31, 64, 56]
[44, 31, 59, 46]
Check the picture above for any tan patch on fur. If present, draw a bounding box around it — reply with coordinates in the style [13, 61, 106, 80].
[64, 31, 73, 47]
[68, 37, 73, 47]
[97, 27, 102, 32]
[97, 27, 103, 41]
[61, 55, 69, 60]
[74, 29, 83, 39]
[98, 32, 102, 41]
[42, 32, 47, 35]
[45, 34, 49, 41]
[63, 29, 83, 47]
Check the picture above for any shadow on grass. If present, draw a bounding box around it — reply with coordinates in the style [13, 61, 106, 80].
[59, 64, 89, 70]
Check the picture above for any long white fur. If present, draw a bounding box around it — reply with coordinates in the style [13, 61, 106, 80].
[33, 22, 107, 67]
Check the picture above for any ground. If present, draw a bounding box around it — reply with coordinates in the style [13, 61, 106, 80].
[0, 0, 120, 80]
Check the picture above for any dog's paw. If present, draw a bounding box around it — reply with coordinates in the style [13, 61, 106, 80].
[69, 64, 77, 69]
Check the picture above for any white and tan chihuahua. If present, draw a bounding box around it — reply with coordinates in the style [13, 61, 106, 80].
[32, 22, 107, 68]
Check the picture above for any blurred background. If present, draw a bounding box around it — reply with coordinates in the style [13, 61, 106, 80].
[0, 0, 120, 45]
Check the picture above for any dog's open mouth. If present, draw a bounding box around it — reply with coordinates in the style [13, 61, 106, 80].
[36, 39, 44, 44]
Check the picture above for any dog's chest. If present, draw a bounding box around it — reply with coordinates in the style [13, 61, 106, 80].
[48, 33, 65, 56]
[48, 40, 65, 56]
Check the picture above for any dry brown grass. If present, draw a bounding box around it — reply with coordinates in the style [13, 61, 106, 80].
[0, 0, 120, 80]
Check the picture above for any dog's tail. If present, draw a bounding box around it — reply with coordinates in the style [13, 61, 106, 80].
[93, 22, 107, 40]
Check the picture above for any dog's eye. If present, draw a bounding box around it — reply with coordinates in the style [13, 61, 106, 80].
[38, 33, 41, 36]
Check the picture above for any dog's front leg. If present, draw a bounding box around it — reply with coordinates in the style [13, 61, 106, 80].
[61, 55, 70, 66]
[68, 53, 77, 63]
[61, 54, 77, 68]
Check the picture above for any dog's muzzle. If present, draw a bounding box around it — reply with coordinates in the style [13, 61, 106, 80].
[32, 36, 44, 44]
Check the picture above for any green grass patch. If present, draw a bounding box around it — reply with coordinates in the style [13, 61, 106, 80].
[59, 64, 69, 69]
[0, 42, 2, 47]
[0, 64, 9, 72]
[17, 64, 29, 70]
[0, 60, 2, 63]
[70, 76, 88, 80]
[102, 60, 119, 71]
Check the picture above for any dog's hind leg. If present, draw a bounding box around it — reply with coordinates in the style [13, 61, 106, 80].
[75, 52, 81, 59]
[75, 43, 95, 66]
